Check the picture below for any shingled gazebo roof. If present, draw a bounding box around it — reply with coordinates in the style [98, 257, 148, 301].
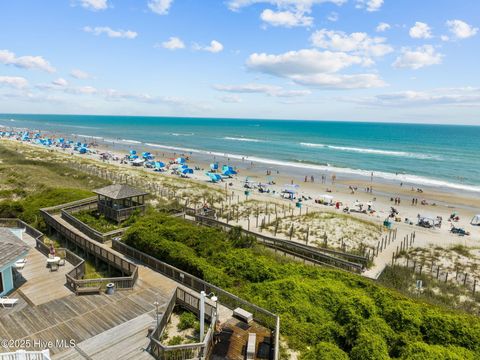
[93, 184, 148, 200]
[0, 228, 30, 268]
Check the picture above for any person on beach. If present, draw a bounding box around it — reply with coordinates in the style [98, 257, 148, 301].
[311, 175, 314, 183]
[305, 176, 308, 182]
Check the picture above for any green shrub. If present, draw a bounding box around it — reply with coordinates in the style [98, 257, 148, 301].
[121, 199, 480, 358]
[301, 342, 349, 360]
[177, 311, 198, 331]
[167, 335, 183, 346]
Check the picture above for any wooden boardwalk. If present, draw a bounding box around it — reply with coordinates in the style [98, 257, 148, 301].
[211, 318, 273, 360]
[14, 233, 74, 306]
[54, 313, 155, 359]
[0, 286, 172, 355]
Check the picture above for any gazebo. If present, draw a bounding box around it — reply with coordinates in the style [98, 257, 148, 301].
[93, 184, 148, 224]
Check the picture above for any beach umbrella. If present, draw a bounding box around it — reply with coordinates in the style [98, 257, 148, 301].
[180, 168, 193, 174]
[176, 157, 186, 164]
[207, 173, 222, 182]
[79, 147, 88, 154]
[210, 163, 218, 171]
[130, 150, 137, 155]
[154, 161, 165, 169]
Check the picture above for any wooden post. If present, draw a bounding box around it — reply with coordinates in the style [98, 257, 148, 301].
[473, 279, 477, 295]
[289, 225, 293, 240]
[306, 226, 309, 245]
[436, 266, 440, 279]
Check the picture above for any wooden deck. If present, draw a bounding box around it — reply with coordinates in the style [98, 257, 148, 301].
[210, 318, 273, 360]
[12, 232, 74, 306]
[0, 287, 172, 355]
[53, 313, 155, 359]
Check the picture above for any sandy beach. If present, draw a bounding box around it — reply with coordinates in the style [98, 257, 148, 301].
[1, 129, 479, 280]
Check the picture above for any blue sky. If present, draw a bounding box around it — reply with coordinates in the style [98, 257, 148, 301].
[0, 0, 479, 124]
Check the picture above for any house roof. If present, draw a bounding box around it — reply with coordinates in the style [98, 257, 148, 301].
[0, 228, 30, 268]
[93, 184, 148, 200]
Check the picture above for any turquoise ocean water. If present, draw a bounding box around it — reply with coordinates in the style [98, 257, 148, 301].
[1, 114, 479, 193]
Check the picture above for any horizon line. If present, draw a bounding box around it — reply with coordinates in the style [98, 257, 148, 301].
[1, 112, 479, 127]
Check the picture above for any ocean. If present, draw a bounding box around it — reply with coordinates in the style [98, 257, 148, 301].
[1, 114, 479, 194]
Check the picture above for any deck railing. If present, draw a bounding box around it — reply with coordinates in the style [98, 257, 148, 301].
[188, 212, 366, 272]
[58, 197, 128, 243]
[149, 287, 217, 360]
[39, 204, 139, 293]
[113, 239, 280, 360]
[98, 202, 145, 223]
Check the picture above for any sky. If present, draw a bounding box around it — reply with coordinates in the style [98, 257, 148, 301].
[0, 0, 479, 124]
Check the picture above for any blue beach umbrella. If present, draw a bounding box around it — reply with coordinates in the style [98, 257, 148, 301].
[154, 161, 165, 169]
[207, 173, 222, 182]
[180, 168, 193, 174]
[176, 157, 186, 164]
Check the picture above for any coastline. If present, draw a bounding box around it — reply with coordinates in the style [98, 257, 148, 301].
[1, 131, 479, 250]
[2, 118, 480, 197]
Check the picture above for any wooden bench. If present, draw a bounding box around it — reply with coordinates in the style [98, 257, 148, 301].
[233, 307, 253, 323]
[76, 286, 101, 295]
[246, 333, 256, 359]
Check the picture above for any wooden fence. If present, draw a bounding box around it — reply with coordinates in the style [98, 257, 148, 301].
[39, 202, 139, 293]
[60, 197, 128, 243]
[190, 212, 366, 273]
[149, 287, 216, 360]
[392, 256, 480, 295]
[113, 239, 280, 360]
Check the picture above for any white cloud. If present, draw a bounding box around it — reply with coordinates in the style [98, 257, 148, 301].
[70, 69, 92, 79]
[260, 9, 313, 27]
[148, 0, 173, 15]
[246, 49, 386, 89]
[327, 12, 339, 22]
[409, 22, 432, 39]
[0, 76, 29, 88]
[440, 35, 450, 42]
[311, 29, 393, 60]
[356, 0, 383, 12]
[352, 87, 480, 107]
[219, 94, 243, 103]
[66, 86, 98, 95]
[83, 26, 138, 39]
[227, 0, 346, 12]
[393, 45, 443, 70]
[376, 22, 390, 32]
[446, 19, 478, 39]
[52, 78, 68, 87]
[79, 0, 108, 11]
[194, 40, 224, 53]
[159, 37, 185, 50]
[0, 49, 55, 73]
[214, 83, 311, 97]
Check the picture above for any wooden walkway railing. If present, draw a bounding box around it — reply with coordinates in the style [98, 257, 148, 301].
[39, 201, 139, 293]
[188, 211, 366, 273]
[113, 239, 280, 360]
[149, 287, 216, 360]
[60, 198, 128, 243]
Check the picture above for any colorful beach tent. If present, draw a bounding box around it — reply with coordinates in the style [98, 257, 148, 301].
[176, 157, 186, 164]
[210, 163, 218, 171]
[207, 173, 222, 182]
[222, 165, 237, 176]
[180, 168, 193, 174]
[154, 161, 165, 169]
[471, 215, 480, 225]
[79, 147, 88, 154]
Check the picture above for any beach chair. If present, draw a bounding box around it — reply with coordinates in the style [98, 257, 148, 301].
[58, 258, 66, 266]
[0, 296, 19, 308]
[50, 263, 59, 272]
